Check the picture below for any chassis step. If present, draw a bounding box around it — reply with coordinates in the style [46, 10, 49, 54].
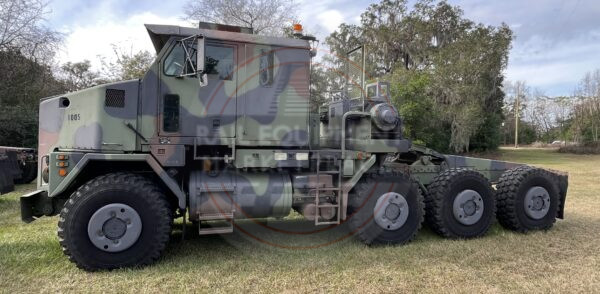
[198, 225, 234, 235]
[197, 212, 234, 235]
[197, 212, 234, 221]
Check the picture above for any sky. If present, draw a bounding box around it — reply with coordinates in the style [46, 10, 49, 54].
[46, 0, 600, 96]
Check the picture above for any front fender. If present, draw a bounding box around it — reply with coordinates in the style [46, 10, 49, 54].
[50, 153, 186, 208]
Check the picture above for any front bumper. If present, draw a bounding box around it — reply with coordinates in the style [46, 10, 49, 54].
[20, 190, 63, 223]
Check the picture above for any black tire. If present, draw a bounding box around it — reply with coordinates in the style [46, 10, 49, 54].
[496, 166, 559, 232]
[58, 172, 173, 271]
[14, 162, 37, 184]
[348, 171, 424, 245]
[425, 169, 496, 239]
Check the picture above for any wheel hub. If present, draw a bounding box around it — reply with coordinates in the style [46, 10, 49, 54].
[385, 203, 401, 220]
[463, 200, 477, 216]
[374, 192, 409, 231]
[453, 189, 484, 225]
[87, 203, 142, 253]
[102, 218, 128, 240]
[524, 186, 550, 220]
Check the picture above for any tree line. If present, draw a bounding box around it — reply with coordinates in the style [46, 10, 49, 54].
[314, 0, 512, 153]
[3, 0, 593, 153]
[504, 71, 600, 146]
[0, 0, 154, 147]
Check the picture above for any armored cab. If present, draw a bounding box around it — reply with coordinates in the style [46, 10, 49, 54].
[20, 22, 568, 271]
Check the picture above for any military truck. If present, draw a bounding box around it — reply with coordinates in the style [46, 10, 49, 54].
[20, 22, 568, 271]
[0, 147, 37, 194]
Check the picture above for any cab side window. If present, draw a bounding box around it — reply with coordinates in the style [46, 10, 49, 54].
[205, 45, 234, 80]
[163, 94, 180, 132]
[367, 85, 376, 98]
[259, 49, 274, 87]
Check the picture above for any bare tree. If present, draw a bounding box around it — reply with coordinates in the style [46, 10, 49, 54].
[183, 0, 299, 36]
[575, 70, 600, 142]
[59, 60, 102, 92]
[99, 44, 155, 81]
[0, 0, 61, 61]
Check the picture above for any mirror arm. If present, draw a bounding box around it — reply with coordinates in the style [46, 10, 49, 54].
[198, 73, 208, 87]
[197, 35, 207, 87]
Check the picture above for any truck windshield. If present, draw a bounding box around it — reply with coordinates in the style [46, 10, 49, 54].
[164, 44, 186, 76]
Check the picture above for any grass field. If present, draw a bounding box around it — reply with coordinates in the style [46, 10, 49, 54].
[1, 148, 599, 293]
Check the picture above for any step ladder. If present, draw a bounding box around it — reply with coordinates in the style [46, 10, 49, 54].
[198, 212, 234, 235]
[313, 151, 343, 225]
[197, 185, 235, 235]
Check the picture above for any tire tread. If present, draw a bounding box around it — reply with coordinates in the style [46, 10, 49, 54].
[57, 172, 172, 271]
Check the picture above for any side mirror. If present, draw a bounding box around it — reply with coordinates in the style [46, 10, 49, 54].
[197, 36, 207, 87]
[197, 36, 205, 73]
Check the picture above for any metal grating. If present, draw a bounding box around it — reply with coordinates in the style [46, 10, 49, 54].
[105, 89, 125, 108]
[346, 47, 364, 100]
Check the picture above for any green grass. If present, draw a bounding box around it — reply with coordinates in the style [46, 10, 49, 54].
[1, 147, 599, 292]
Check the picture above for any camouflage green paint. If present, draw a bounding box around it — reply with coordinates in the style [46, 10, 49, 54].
[47, 153, 186, 209]
[35, 24, 316, 199]
[444, 155, 523, 183]
[22, 22, 569, 230]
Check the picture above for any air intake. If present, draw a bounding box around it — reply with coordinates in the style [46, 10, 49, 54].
[105, 89, 125, 108]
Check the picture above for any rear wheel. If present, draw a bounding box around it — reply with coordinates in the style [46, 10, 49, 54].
[425, 169, 495, 239]
[348, 171, 424, 245]
[496, 166, 559, 232]
[58, 173, 172, 271]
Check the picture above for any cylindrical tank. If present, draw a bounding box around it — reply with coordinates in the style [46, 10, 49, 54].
[189, 170, 292, 220]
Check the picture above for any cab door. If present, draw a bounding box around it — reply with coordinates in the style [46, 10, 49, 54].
[159, 40, 238, 139]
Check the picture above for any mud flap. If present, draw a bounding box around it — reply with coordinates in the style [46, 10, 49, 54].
[551, 171, 569, 219]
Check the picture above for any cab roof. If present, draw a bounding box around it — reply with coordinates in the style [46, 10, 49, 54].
[145, 24, 310, 53]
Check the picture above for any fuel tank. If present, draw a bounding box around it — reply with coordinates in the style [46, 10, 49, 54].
[188, 170, 293, 220]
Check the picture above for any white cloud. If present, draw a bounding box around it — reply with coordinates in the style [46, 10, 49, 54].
[505, 27, 600, 94]
[316, 10, 345, 33]
[56, 11, 188, 70]
[452, 0, 600, 95]
[49, 0, 600, 96]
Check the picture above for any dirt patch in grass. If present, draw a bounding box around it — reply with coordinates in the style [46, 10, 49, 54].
[1, 148, 599, 292]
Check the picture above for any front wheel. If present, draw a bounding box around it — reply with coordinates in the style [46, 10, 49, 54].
[58, 173, 172, 271]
